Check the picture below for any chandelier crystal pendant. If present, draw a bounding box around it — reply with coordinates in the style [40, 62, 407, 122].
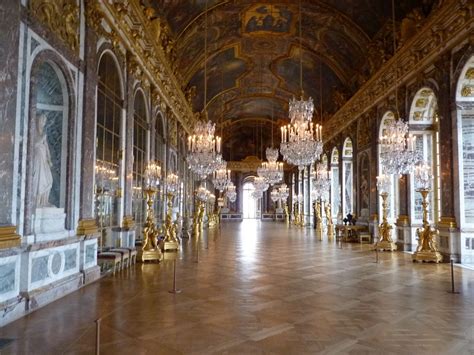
[280, 0, 322, 170]
[258, 147, 284, 185]
[225, 181, 237, 202]
[379, 119, 419, 175]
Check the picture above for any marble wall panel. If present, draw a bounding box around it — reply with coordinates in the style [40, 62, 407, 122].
[0, 0, 21, 225]
[22, 243, 81, 292]
[0, 254, 20, 303]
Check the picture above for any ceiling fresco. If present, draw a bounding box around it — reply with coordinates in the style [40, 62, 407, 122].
[146, 0, 435, 160]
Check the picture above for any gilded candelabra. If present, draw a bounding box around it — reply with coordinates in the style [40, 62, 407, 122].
[375, 192, 397, 251]
[413, 191, 442, 263]
[162, 192, 179, 251]
[325, 203, 334, 240]
[139, 186, 163, 262]
[284, 203, 290, 226]
[314, 200, 323, 240]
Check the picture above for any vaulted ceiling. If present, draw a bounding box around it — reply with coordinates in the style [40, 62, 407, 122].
[145, 0, 434, 161]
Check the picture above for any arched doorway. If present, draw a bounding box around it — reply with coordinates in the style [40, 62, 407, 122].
[242, 180, 258, 219]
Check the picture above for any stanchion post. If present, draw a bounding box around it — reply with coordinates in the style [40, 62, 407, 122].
[169, 258, 182, 294]
[375, 247, 379, 263]
[95, 318, 101, 355]
[448, 259, 460, 294]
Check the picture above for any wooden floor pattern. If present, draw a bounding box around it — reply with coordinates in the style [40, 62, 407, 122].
[1, 220, 473, 354]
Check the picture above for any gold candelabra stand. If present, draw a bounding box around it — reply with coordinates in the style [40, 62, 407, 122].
[325, 202, 334, 240]
[161, 192, 179, 251]
[138, 187, 163, 262]
[284, 203, 290, 227]
[314, 200, 323, 240]
[413, 189, 442, 263]
[193, 200, 205, 238]
[375, 192, 397, 251]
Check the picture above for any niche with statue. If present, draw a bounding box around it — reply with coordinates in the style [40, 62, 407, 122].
[31, 62, 70, 241]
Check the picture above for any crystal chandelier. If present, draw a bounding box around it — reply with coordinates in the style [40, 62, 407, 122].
[251, 190, 263, 200]
[187, 120, 223, 180]
[196, 186, 210, 202]
[312, 163, 331, 201]
[96, 159, 118, 192]
[253, 176, 269, 194]
[186, 1, 223, 180]
[278, 184, 289, 202]
[225, 181, 237, 202]
[270, 188, 280, 203]
[166, 172, 179, 196]
[212, 164, 231, 192]
[379, 119, 419, 175]
[258, 147, 284, 185]
[279, 0, 322, 170]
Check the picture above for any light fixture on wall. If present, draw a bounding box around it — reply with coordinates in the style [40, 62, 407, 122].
[280, 0, 322, 170]
[186, 0, 223, 180]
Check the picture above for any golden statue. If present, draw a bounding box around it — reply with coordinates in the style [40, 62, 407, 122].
[314, 201, 323, 240]
[375, 192, 397, 251]
[139, 187, 163, 262]
[413, 189, 443, 263]
[162, 192, 179, 251]
[325, 203, 334, 240]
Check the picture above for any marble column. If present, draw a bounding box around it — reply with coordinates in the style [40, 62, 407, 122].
[0, 1, 21, 244]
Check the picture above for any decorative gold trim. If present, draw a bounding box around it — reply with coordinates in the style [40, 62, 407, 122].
[438, 216, 457, 229]
[122, 215, 135, 230]
[76, 219, 99, 236]
[396, 215, 410, 226]
[0, 226, 21, 249]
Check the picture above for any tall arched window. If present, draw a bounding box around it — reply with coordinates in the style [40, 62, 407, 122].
[456, 56, 474, 264]
[409, 88, 440, 225]
[96, 52, 123, 230]
[132, 90, 149, 232]
[330, 147, 341, 219]
[378, 112, 399, 222]
[342, 138, 353, 216]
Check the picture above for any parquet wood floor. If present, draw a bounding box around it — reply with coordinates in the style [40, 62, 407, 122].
[1, 220, 473, 354]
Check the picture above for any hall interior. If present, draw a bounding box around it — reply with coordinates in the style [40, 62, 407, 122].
[0, 0, 473, 353]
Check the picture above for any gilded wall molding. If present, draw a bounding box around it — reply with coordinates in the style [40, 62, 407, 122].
[96, 0, 195, 133]
[323, 0, 472, 143]
[0, 226, 21, 249]
[29, 0, 79, 52]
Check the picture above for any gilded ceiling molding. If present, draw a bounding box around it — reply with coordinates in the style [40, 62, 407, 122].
[323, 0, 472, 143]
[29, 0, 79, 52]
[97, 0, 195, 133]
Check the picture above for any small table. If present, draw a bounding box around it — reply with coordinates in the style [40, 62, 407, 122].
[335, 225, 369, 243]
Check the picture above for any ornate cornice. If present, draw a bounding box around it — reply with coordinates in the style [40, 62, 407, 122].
[96, 0, 194, 133]
[323, 0, 473, 142]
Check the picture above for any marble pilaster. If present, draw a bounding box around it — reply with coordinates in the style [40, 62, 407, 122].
[124, 60, 134, 218]
[79, 22, 99, 222]
[0, 1, 20, 227]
